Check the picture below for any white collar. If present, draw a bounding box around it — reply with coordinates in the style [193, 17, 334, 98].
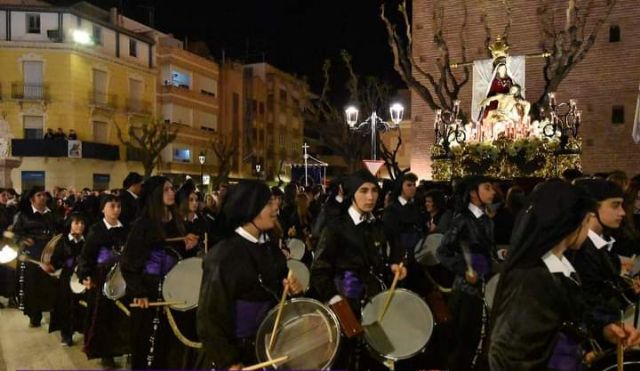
[398, 196, 409, 206]
[31, 205, 51, 214]
[541, 250, 577, 279]
[127, 189, 139, 199]
[68, 233, 84, 243]
[186, 213, 199, 222]
[103, 218, 123, 230]
[335, 194, 344, 204]
[588, 229, 616, 251]
[468, 203, 485, 219]
[348, 205, 364, 226]
[234, 226, 269, 244]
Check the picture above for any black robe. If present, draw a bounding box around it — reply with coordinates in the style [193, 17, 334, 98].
[120, 218, 188, 369]
[12, 208, 60, 318]
[489, 264, 588, 371]
[48, 235, 86, 338]
[76, 220, 130, 359]
[197, 233, 288, 369]
[119, 190, 139, 228]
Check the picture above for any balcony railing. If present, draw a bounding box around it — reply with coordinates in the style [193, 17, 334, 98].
[11, 139, 119, 161]
[126, 99, 152, 115]
[11, 83, 48, 101]
[89, 91, 117, 110]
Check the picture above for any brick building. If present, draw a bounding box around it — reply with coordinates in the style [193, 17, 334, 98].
[410, 0, 640, 179]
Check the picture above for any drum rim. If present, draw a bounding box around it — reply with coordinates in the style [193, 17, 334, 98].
[69, 271, 86, 294]
[255, 297, 342, 369]
[162, 256, 203, 311]
[484, 273, 500, 311]
[361, 288, 435, 361]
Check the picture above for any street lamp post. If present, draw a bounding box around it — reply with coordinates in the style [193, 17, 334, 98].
[198, 151, 206, 186]
[345, 103, 404, 160]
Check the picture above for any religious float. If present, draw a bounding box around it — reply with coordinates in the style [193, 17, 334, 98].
[430, 37, 582, 181]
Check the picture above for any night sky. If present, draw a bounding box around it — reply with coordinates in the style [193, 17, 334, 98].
[61, 0, 406, 93]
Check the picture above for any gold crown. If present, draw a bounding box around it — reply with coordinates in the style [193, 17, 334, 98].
[488, 35, 509, 60]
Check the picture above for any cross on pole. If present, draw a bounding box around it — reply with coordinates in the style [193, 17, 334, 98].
[302, 142, 310, 187]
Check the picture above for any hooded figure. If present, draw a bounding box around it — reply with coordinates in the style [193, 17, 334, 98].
[197, 180, 291, 370]
[489, 180, 596, 371]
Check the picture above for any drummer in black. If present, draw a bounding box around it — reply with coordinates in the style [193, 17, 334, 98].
[311, 169, 406, 370]
[177, 179, 209, 256]
[47, 212, 87, 346]
[570, 178, 640, 351]
[436, 175, 496, 371]
[76, 194, 129, 368]
[120, 176, 199, 369]
[12, 186, 60, 327]
[197, 180, 302, 370]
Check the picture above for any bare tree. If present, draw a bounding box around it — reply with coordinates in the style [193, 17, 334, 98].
[210, 135, 238, 188]
[115, 119, 178, 177]
[534, 0, 617, 114]
[380, 0, 472, 118]
[380, 131, 409, 180]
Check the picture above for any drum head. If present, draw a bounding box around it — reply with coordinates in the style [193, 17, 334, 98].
[415, 234, 443, 267]
[485, 274, 500, 311]
[69, 272, 86, 294]
[286, 239, 306, 261]
[286, 259, 309, 292]
[162, 257, 203, 311]
[103, 264, 126, 300]
[256, 298, 341, 370]
[362, 289, 434, 360]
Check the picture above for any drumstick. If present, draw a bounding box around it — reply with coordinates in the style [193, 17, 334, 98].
[165, 237, 186, 242]
[242, 355, 288, 370]
[130, 300, 185, 308]
[268, 269, 293, 351]
[461, 242, 477, 278]
[618, 309, 624, 371]
[379, 262, 404, 322]
[204, 232, 208, 255]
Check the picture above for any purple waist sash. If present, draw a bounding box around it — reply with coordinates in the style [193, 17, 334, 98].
[65, 257, 75, 268]
[97, 247, 118, 266]
[547, 332, 582, 371]
[334, 271, 365, 300]
[470, 253, 491, 279]
[143, 248, 178, 276]
[234, 300, 272, 338]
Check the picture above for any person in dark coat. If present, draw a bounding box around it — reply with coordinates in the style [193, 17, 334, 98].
[76, 194, 129, 368]
[311, 169, 406, 371]
[488, 180, 640, 370]
[197, 180, 302, 370]
[119, 172, 143, 228]
[570, 178, 640, 350]
[436, 175, 496, 371]
[12, 186, 60, 327]
[0, 188, 18, 302]
[177, 179, 208, 256]
[48, 212, 87, 346]
[120, 176, 199, 369]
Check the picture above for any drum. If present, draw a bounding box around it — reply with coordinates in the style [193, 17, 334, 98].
[103, 263, 126, 300]
[361, 288, 434, 361]
[255, 298, 341, 370]
[286, 259, 309, 292]
[286, 238, 306, 261]
[162, 257, 203, 311]
[69, 268, 86, 294]
[415, 233, 443, 267]
[586, 349, 640, 370]
[485, 273, 500, 311]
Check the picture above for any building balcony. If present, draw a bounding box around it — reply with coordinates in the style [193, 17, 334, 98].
[89, 91, 117, 111]
[160, 84, 218, 106]
[126, 99, 152, 115]
[11, 139, 120, 161]
[11, 83, 49, 101]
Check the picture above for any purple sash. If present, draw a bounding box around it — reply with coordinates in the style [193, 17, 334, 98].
[143, 248, 178, 276]
[65, 257, 75, 268]
[547, 332, 581, 371]
[234, 300, 272, 338]
[334, 271, 365, 300]
[97, 247, 118, 265]
[470, 253, 491, 279]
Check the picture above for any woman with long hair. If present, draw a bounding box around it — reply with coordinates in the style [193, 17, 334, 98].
[120, 176, 198, 369]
